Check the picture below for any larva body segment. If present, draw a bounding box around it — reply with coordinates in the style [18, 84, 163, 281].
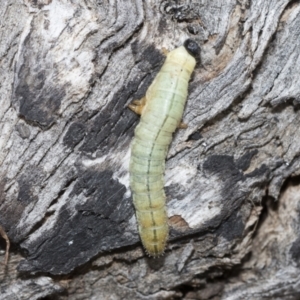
[129, 40, 199, 257]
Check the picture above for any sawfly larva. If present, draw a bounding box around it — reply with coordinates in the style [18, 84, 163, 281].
[129, 39, 199, 257]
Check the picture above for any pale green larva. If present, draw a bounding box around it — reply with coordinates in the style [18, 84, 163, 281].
[129, 39, 200, 257]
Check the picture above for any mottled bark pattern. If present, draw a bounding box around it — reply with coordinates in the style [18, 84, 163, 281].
[0, 0, 300, 299]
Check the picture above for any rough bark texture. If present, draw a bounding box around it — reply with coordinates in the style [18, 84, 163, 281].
[1, 0, 300, 299]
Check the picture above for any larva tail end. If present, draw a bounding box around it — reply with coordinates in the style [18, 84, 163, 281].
[144, 248, 165, 258]
[139, 222, 168, 258]
[141, 237, 168, 258]
[184, 39, 200, 60]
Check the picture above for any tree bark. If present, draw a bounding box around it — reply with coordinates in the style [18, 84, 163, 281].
[1, 0, 300, 299]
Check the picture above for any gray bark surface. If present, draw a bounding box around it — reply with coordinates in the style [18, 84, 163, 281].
[1, 0, 300, 299]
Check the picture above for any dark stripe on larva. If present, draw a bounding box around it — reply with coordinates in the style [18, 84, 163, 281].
[145, 98, 176, 199]
[146, 114, 169, 254]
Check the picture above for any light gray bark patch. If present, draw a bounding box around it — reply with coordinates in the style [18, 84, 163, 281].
[0, 276, 64, 300]
[15, 123, 31, 139]
[18, 170, 135, 274]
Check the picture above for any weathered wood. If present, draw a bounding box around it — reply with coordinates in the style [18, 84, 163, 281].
[0, 252, 64, 299]
[1, 0, 300, 298]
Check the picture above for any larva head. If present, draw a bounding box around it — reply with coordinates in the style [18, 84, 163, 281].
[184, 39, 200, 60]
